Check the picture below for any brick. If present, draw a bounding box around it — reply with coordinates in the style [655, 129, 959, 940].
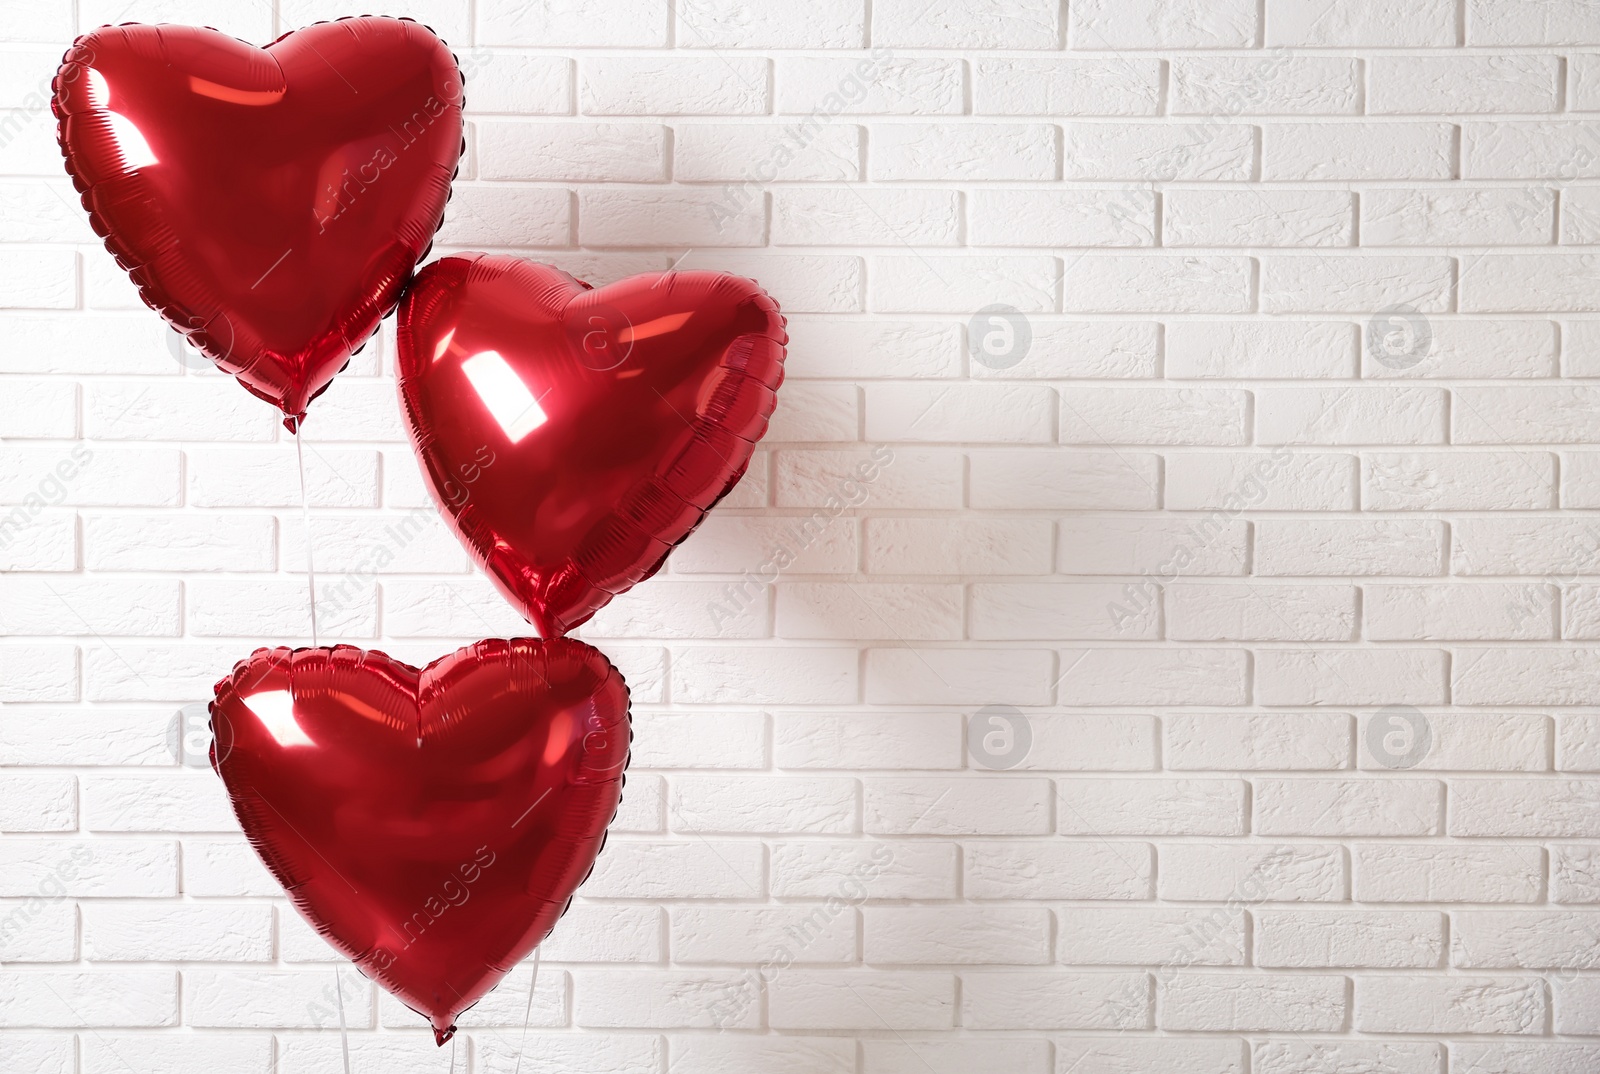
[1057, 516, 1246, 577]
[676, 123, 860, 183]
[1165, 452, 1356, 511]
[1256, 520, 1446, 576]
[775, 187, 959, 247]
[1371, 55, 1559, 113]
[776, 57, 963, 116]
[771, 972, 954, 1030]
[872, 255, 1058, 313]
[1058, 778, 1247, 836]
[774, 712, 959, 770]
[866, 648, 1053, 705]
[974, 58, 1161, 116]
[1167, 582, 1357, 641]
[671, 1037, 850, 1074]
[1057, 907, 1246, 966]
[865, 907, 1051, 964]
[1452, 779, 1600, 836]
[478, 0, 668, 45]
[864, 778, 1051, 836]
[965, 841, 1152, 900]
[1166, 189, 1353, 247]
[972, 582, 1156, 641]
[1469, 0, 1600, 44]
[1356, 974, 1544, 1034]
[866, 382, 1052, 443]
[672, 646, 857, 705]
[872, 122, 1056, 181]
[1263, 123, 1455, 180]
[1363, 319, 1557, 380]
[1256, 778, 1443, 836]
[873, 0, 1059, 48]
[867, 517, 1052, 575]
[1159, 843, 1347, 902]
[1256, 910, 1443, 968]
[1358, 712, 1548, 771]
[771, 841, 957, 900]
[1253, 1041, 1440, 1074]
[1057, 649, 1249, 706]
[1266, 0, 1456, 45]
[1172, 57, 1360, 115]
[1163, 973, 1346, 1032]
[1256, 649, 1448, 706]
[1062, 124, 1255, 182]
[1165, 713, 1352, 770]
[83, 903, 271, 962]
[672, 904, 854, 964]
[1071, 0, 1256, 48]
[678, 0, 863, 48]
[478, 121, 666, 182]
[582, 841, 764, 900]
[963, 971, 1148, 1029]
[971, 189, 1156, 247]
[669, 775, 855, 834]
[1364, 452, 1554, 511]
[971, 450, 1159, 510]
[0, 969, 176, 1026]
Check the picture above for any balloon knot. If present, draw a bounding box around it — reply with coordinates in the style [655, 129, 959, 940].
[433, 1024, 457, 1047]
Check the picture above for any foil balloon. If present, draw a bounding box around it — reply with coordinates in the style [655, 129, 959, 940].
[210, 638, 630, 1044]
[53, 17, 464, 427]
[397, 255, 787, 638]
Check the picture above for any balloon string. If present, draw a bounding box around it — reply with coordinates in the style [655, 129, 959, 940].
[294, 422, 320, 647]
[512, 948, 541, 1074]
[333, 965, 350, 1074]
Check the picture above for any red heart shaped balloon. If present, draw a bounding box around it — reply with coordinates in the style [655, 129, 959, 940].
[210, 638, 630, 1043]
[397, 255, 786, 638]
[54, 17, 463, 426]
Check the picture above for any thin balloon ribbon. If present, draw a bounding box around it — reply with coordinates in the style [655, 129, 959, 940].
[293, 420, 318, 648]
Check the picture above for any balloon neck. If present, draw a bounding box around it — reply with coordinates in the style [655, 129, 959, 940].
[284, 414, 303, 435]
[433, 1024, 456, 1047]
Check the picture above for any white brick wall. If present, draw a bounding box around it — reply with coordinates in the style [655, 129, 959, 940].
[10, 0, 1600, 1069]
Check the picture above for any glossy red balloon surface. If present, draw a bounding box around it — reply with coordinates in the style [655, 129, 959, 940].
[54, 17, 463, 425]
[397, 255, 787, 638]
[210, 639, 630, 1043]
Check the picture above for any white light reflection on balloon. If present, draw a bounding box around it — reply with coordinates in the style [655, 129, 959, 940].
[86, 68, 158, 173]
[242, 690, 316, 747]
[461, 350, 547, 443]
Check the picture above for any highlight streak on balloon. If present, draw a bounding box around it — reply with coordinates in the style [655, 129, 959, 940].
[240, 690, 314, 747]
[460, 351, 547, 443]
[186, 76, 286, 105]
